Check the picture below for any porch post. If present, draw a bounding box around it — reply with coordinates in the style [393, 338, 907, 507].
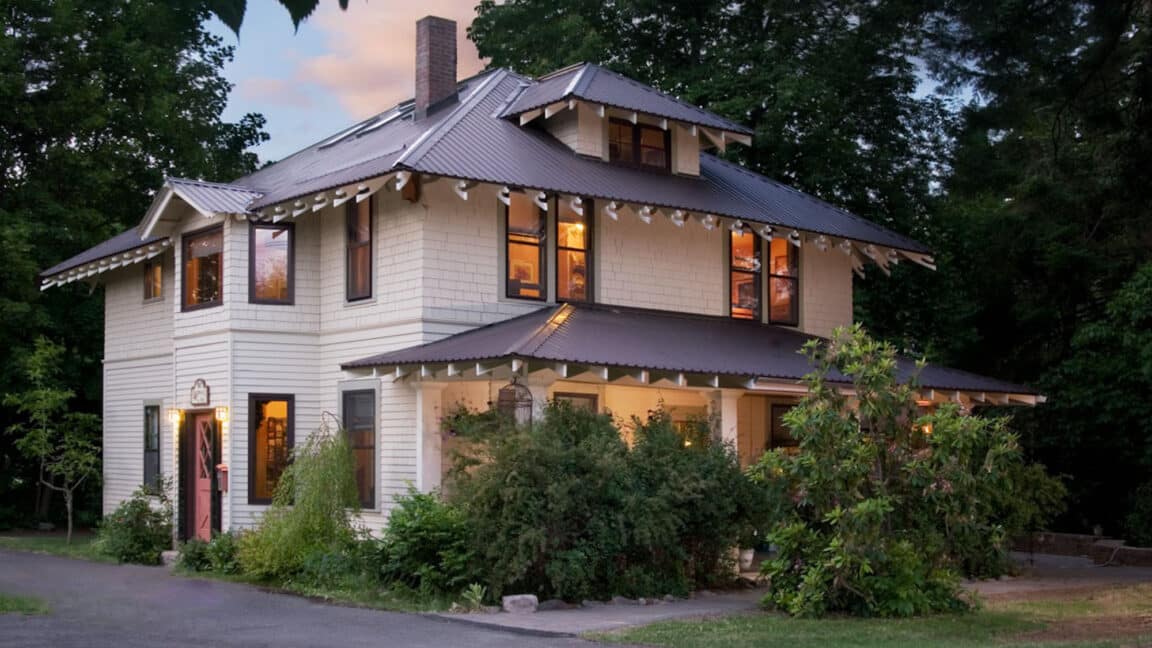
[413, 383, 445, 493]
[524, 376, 553, 421]
[707, 389, 741, 447]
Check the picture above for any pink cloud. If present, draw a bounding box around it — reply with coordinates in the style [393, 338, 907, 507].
[298, 1, 487, 118]
[238, 77, 315, 109]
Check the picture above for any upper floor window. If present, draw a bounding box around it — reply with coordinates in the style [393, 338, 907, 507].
[608, 118, 669, 171]
[767, 238, 798, 326]
[143, 259, 162, 301]
[729, 229, 761, 320]
[346, 198, 373, 302]
[505, 192, 545, 300]
[249, 394, 293, 504]
[250, 223, 294, 304]
[557, 198, 592, 302]
[182, 226, 223, 310]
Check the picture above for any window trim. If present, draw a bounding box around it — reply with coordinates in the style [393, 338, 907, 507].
[143, 259, 163, 302]
[342, 389, 377, 509]
[728, 228, 762, 320]
[554, 196, 594, 303]
[553, 392, 599, 412]
[181, 224, 224, 312]
[504, 193, 548, 302]
[608, 117, 672, 172]
[345, 197, 374, 302]
[766, 240, 800, 327]
[247, 393, 295, 505]
[143, 405, 161, 490]
[248, 222, 295, 305]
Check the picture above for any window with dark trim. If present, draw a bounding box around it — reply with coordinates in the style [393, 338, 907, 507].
[144, 405, 160, 489]
[608, 118, 670, 171]
[249, 223, 294, 304]
[770, 403, 798, 450]
[767, 238, 799, 325]
[729, 228, 761, 320]
[556, 197, 592, 302]
[342, 390, 376, 508]
[554, 392, 598, 412]
[249, 394, 294, 504]
[143, 260, 162, 301]
[346, 197, 373, 301]
[182, 226, 223, 310]
[505, 192, 546, 300]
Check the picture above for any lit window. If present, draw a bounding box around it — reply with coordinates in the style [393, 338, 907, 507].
[249, 395, 293, 504]
[505, 192, 546, 300]
[182, 227, 222, 310]
[249, 223, 293, 304]
[767, 239, 798, 325]
[143, 260, 162, 300]
[557, 198, 592, 302]
[342, 390, 376, 508]
[608, 118, 670, 171]
[729, 229, 761, 319]
[554, 392, 597, 412]
[143, 405, 160, 489]
[346, 198, 372, 301]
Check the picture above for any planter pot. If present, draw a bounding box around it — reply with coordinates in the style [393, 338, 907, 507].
[739, 548, 756, 571]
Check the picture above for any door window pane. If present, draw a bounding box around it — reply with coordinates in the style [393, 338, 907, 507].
[183, 228, 222, 309]
[250, 224, 293, 304]
[343, 390, 375, 508]
[250, 396, 292, 503]
[506, 192, 545, 300]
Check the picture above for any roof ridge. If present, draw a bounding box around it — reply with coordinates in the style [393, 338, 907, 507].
[166, 177, 261, 193]
[396, 69, 510, 169]
[536, 61, 587, 81]
[515, 303, 574, 355]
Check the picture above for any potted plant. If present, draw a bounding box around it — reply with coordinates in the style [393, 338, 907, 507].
[738, 528, 759, 571]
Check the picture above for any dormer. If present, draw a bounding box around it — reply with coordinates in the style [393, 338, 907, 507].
[501, 63, 752, 177]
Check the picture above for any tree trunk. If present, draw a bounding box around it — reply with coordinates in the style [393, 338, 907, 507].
[36, 484, 53, 521]
[64, 490, 73, 545]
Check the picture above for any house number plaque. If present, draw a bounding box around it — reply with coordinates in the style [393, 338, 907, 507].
[190, 379, 211, 407]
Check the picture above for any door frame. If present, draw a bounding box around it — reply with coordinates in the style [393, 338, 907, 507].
[178, 409, 222, 541]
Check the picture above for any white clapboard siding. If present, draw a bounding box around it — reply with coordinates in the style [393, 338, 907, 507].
[102, 356, 172, 514]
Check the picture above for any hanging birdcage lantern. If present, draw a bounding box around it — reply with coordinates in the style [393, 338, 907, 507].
[496, 376, 534, 425]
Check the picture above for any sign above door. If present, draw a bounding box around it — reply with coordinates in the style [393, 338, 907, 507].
[190, 378, 211, 407]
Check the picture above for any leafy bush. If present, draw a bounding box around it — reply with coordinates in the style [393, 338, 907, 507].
[448, 400, 760, 601]
[1125, 481, 1152, 547]
[96, 480, 173, 565]
[297, 532, 378, 590]
[178, 538, 211, 572]
[206, 531, 241, 574]
[379, 488, 478, 595]
[750, 326, 1063, 617]
[238, 426, 361, 581]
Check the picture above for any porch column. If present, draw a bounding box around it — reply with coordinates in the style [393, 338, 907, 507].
[707, 389, 742, 447]
[524, 376, 554, 422]
[413, 383, 445, 493]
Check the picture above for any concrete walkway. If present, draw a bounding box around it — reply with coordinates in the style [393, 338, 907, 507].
[437, 588, 765, 635]
[964, 551, 1152, 599]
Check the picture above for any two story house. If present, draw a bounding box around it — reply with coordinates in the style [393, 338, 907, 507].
[40, 16, 1040, 542]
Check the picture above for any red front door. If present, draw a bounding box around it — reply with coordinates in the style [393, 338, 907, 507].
[192, 413, 215, 542]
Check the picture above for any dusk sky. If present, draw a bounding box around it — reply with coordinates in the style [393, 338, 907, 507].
[207, 0, 487, 164]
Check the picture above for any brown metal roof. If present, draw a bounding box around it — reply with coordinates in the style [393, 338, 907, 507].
[501, 62, 753, 135]
[343, 302, 1039, 396]
[41, 228, 165, 278]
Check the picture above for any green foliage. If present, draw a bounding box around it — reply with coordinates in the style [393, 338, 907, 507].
[237, 425, 360, 581]
[96, 480, 173, 565]
[460, 583, 488, 611]
[1125, 481, 1152, 548]
[178, 538, 211, 572]
[205, 530, 241, 574]
[449, 401, 760, 601]
[750, 326, 1063, 617]
[378, 488, 478, 595]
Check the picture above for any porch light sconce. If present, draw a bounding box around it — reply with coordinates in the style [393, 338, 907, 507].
[637, 205, 654, 224]
[569, 196, 584, 216]
[604, 201, 620, 221]
[700, 214, 717, 231]
[788, 230, 802, 247]
[497, 186, 512, 206]
[167, 408, 184, 428]
[757, 224, 773, 240]
[533, 191, 548, 211]
[669, 210, 686, 227]
[214, 406, 229, 424]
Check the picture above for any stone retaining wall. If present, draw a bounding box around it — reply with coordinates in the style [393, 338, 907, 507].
[1016, 532, 1152, 567]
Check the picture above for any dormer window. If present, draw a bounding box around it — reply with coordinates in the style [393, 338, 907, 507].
[609, 118, 670, 171]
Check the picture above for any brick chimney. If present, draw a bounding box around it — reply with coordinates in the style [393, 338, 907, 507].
[414, 16, 458, 120]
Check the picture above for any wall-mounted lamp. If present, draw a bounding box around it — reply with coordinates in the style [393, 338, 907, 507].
[167, 408, 184, 428]
[214, 406, 229, 424]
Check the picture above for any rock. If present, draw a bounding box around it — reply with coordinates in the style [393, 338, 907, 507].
[637, 597, 648, 606]
[501, 594, 538, 614]
[581, 599, 606, 607]
[537, 599, 572, 611]
[160, 550, 180, 569]
[448, 603, 466, 614]
[481, 605, 502, 614]
[663, 594, 676, 602]
[611, 595, 640, 606]
[695, 589, 716, 598]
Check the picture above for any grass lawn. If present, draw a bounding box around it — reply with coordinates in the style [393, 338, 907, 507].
[0, 533, 111, 563]
[0, 592, 49, 615]
[595, 584, 1152, 648]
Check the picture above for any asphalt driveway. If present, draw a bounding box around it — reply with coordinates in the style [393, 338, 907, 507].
[0, 549, 596, 648]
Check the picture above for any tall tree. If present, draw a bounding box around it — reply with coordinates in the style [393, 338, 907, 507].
[0, 0, 266, 525]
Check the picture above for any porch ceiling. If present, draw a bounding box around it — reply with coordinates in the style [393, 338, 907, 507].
[343, 303, 1043, 406]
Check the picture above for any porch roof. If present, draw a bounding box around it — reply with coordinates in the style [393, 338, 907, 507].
[343, 303, 1041, 403]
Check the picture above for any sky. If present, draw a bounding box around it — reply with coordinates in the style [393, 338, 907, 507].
[207, 0, 488, 164]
